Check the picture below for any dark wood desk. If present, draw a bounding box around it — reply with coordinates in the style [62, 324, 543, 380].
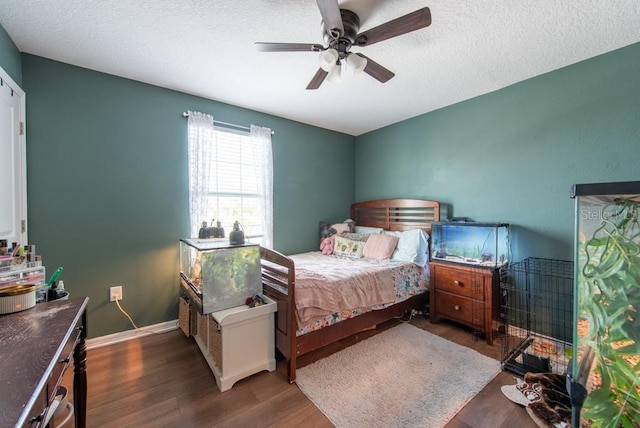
[0, 297, 88, 427]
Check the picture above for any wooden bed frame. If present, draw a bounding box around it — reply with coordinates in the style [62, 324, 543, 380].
[260, 198, 440, 383]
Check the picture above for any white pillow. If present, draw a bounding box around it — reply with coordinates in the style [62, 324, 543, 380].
[354, 226, 384, 234]
[383, 229, 430, 267]
[333, 235, 365, 258]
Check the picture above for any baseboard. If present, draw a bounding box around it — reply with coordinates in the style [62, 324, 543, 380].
[87, 319, 178, 350]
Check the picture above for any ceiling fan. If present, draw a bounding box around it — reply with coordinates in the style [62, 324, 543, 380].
[255, 0, 432, 90]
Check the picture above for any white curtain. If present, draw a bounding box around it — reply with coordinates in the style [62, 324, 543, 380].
[250, 125, 273, 248]
[187, 110, 215, 238]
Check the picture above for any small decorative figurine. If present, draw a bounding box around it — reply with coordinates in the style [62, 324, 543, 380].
[198, 221, 210, 239]
[212, 220, 225, 238]
[229, 221, 245, 245]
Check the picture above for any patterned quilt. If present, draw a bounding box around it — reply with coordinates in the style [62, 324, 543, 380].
[292, 252, 429, 336]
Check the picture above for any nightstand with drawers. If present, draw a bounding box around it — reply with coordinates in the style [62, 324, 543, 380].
[429, 261, 501, 345]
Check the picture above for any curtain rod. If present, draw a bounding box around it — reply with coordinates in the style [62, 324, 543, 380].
[182, 112, 274, 135]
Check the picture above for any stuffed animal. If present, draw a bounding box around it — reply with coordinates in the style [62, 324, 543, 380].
[320, 236, 335, 255]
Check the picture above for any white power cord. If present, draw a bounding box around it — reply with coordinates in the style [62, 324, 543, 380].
[43, 386, 74, 427]
[114, 298, 140, 329]
[114, 297, 161, 334]
[54, 403, 74, 427]
[395, 310, 414, 323]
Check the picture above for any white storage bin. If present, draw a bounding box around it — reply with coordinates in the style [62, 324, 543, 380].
[192, 295, 276, 392]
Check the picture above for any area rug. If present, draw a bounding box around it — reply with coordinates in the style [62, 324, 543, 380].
[296, 323, 501, 428]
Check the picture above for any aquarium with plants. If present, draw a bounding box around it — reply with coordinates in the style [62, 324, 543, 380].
[180, 238, 262, 314]
[431, 222, 510, 268]
[571, 181, 640, 428]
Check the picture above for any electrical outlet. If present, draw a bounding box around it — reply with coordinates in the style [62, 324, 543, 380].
[110, 285, 123, 302]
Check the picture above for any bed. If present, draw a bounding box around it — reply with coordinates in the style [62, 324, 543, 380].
[260, 198, 440, 383]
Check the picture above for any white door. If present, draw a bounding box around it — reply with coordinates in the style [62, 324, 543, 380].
[0, 66, 26, 246]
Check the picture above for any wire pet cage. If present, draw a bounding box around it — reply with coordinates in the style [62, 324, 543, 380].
[501, 258, 573, 376]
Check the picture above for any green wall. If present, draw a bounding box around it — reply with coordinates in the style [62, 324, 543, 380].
[20, 54, 354, 338]
[4, 17, 639, 338]
[0, 23, 21, 85]
[356, 42, 640, 263]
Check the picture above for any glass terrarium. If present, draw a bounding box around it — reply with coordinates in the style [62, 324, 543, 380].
[180, 238, 262, 314]
[571, 181, 640, 428]
[431, 221, 510, 267]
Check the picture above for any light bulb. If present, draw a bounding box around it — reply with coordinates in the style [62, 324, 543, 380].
[346, 53, 367, 74]
[326, 61, 342, 83]
[319, 49, 339, 72]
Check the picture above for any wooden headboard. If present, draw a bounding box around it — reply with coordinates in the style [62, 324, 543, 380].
[350, 198, 440, 233]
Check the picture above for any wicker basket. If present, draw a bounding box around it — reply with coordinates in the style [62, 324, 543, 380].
[208, 316, 222, 369]
[189, 304, 198, 335]
[178, 297, 191, 337]
[196, 311, 208, 344]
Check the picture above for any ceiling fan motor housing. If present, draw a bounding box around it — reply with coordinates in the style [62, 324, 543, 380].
[322, 9, 360, 58]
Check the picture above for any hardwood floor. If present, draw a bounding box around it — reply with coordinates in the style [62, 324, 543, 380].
[60, 316, 538, 427]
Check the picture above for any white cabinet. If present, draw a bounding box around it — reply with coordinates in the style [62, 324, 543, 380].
[188, 296, 277, 392]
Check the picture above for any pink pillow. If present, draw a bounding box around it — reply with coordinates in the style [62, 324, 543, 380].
[363, 234, 399, 260]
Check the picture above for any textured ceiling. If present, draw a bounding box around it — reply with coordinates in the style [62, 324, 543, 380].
[1, 0, 639, 136]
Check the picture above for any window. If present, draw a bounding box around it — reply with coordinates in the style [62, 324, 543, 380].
[187, 111, 272, 247]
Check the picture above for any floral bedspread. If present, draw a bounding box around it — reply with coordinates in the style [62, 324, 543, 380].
[294, 252, 429, 336]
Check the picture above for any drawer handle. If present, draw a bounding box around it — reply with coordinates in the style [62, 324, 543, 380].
[31, 408, 46, 423]
[453, 304, 461, 311]
[454, 280, 462, 286]
[60, 357, 70, 364]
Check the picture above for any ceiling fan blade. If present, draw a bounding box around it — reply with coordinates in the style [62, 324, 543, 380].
[316, 0, 344, 39]
[355, 7, 431, 47]
[357, 54, 395, 83]
[255, 42, 324, 52]
[306, 68, 329, 90]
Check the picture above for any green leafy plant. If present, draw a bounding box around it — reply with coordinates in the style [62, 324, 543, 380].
[578, 197, 640, 427]
[201, 246, 260, 303]
[469, 244, 483, 261]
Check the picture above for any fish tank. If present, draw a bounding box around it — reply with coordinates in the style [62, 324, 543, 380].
[431, 221, 510, 267]
[180, 238, 262, 314]
[571, 181, 640, 428]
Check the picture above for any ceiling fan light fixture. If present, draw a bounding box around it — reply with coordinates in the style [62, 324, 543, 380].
[346, 53, 367, 74]
[319, 48, 339, 72]
[256, 2, 432, 89]
[326, 61, 342, 83]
